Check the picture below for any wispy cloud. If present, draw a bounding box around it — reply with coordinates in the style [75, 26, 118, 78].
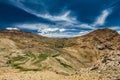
[16, 23, 67, 31]
[6, 27, 19, 30]
[38, 32, 76, 38]
[108, 26, 120, 33]
[109, 26, 120, 30]
[15, 23, 77, 37]
[16, 24, 41, 30]
[78, 24, 95, 29]
[37, 11, 77, 23]
[38, 27, 67, 35]
[6, 0, 77, 23]
[93, 9, 112, 26]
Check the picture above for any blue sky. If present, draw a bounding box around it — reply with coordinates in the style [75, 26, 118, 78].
[0, 0, 120, 37]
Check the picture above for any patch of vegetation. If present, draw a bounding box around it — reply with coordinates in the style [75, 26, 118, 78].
[11, 56, 26, 62]
[38, 54, 49, 61]
[10, 51, 36, 64]
[56, 58, 73, 69]
[10, 52, 59, 71]
[33, 53, 50, 64]
[0, 48, 6, 51]
[11, 64, 42, 71]
[26, 51, 36, 61]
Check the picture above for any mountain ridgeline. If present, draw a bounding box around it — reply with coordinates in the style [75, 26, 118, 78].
[0, 29, 120, 75]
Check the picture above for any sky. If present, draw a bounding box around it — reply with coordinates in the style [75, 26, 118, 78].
[0, 0, 120, 37]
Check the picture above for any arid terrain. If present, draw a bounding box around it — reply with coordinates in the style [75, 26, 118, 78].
[0, 29, 120, 80]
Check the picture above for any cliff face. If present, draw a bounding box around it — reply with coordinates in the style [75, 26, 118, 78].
[0, 29, 120, 75]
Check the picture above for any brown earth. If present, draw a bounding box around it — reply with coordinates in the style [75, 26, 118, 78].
[0, 28, 120, 80]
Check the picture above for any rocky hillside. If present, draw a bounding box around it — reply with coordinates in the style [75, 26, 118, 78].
[0, 51, 120, 80]
[0, 28, 120, 76]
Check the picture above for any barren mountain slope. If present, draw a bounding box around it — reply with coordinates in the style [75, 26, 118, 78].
[0, 50, 120, 80]
[0, 28, 120, 76]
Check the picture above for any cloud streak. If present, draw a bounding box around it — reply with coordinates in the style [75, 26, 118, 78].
[37, 11, 77, 23]
[6, 27, 19, 30]
[93, 9, 112, 27]
[5, 0, 77, 23]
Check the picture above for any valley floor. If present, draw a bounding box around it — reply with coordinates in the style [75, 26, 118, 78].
[0, 70, 103, 80]
[0, 68, 119, 80]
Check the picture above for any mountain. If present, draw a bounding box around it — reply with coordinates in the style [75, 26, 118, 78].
[0, 29, 120, 80]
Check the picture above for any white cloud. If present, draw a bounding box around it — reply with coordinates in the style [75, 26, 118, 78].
[37, 11, 77, 23]
[108, 26, 120, 30]
[7, 0, 77, 23]
[38, 32, 72, 38]
[107, 26, 120, 34]
[79, 24, 95, 29]
[6, 27, 19, 30]
[38, 27, 67, 35]
[16, 24, 41, 30]
[15, 23, 75, 37]
[16, 23, 67, 32]
[118, 31, 120, 34]
[93, 9, 111, 26]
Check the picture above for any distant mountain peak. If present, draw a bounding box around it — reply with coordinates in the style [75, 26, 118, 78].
[89, 28, 119, 35]
[84, 29, 119, 39]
